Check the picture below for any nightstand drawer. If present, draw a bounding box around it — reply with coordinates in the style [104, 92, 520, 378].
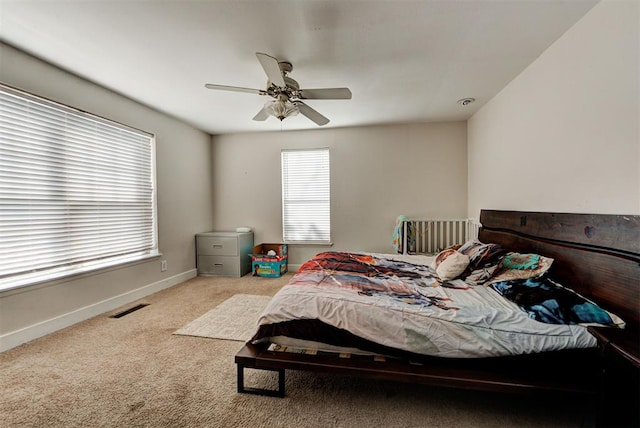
[197, 256, 241, 276]
[196, 236, 238, 256]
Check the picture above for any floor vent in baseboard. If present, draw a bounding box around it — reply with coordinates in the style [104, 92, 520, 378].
[110, 303, 149, 319]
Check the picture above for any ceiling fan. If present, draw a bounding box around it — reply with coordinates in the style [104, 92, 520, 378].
[205, 52, 352, 126]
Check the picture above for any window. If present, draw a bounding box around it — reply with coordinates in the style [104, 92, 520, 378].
[281, 148, 330, 243]
[0, 83, 158, 291]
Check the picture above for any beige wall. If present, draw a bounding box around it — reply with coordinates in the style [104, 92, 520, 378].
[0, 43, 214, 350]
[211, 122, 468, 266]
[467, 0, 640, 219]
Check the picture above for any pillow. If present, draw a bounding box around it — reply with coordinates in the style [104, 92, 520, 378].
[431, 248, 470, 281]
[491, 277, 625, 327]
[488, 252, 553, 284]
[457, 239, 505, 269]
[464, 264, 501, 286]
[501, 252, 541, 270]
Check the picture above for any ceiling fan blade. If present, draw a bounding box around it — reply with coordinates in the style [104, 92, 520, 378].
[256, 52, 286, 87]
[295, 101, 329, 126]
[299, 88, 352, 100]
[205, 84, 265, 95]
[252, 106, 270, 121]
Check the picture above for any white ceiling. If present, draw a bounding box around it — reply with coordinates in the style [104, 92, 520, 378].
[0, 0, 598, 135]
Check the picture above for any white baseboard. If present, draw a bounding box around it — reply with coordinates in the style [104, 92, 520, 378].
[0, 269, 197, 353]
[288, 264, 301, 272]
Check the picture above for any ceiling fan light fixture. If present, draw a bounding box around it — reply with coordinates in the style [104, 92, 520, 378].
[265, 98, 299, 121]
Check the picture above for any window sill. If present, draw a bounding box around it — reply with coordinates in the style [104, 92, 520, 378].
[0, 251, 161, 295]
[284, 241, 334, 247]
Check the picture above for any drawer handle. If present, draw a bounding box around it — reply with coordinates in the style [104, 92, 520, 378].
[212, 244, 223, 248]
[214, 263, 224, 266]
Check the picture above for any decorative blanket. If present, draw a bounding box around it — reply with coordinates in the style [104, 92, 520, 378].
[253, 252, 597, 358]
[491, 277, 622, 326]
[391, 215, 414, 253]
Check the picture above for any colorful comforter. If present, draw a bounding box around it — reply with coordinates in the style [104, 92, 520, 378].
[252, 251, 597, 358]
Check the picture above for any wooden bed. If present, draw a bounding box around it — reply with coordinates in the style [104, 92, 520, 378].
[235, 210, 639, 421]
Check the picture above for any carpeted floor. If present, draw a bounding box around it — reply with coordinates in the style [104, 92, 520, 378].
[0, 274, 595, 427]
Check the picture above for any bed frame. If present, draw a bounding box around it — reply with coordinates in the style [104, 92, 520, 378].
[235, 210, 639, 401]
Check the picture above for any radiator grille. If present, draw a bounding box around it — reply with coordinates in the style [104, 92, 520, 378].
[403, 219, 480, 254]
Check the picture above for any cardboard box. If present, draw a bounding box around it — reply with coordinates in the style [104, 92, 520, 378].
[250, 243, 288, 277]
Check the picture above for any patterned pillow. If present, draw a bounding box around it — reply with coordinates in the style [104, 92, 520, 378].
[431, 248, 470, 281]
[464, 264, 500, 286]
[457, 239, 505, 269]
[502, 252, 541, 270]
[489, 252, 553, 284]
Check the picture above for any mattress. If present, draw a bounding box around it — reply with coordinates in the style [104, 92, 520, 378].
[252, 251, 598, 358]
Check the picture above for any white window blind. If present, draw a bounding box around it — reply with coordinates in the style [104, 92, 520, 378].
[281, 148, 330, 243]
[0, 84, 158, 291]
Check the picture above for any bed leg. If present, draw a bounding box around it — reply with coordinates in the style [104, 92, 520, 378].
[237, 363, 285, 398]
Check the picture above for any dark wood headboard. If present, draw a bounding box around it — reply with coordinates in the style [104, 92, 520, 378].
[478, 210, 640, 329]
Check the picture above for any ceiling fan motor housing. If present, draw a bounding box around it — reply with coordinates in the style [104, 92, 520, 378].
[266, 76, 301, 100]
[278, 61, 293, 74]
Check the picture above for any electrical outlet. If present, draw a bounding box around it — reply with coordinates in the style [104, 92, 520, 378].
[160, 260, 167, 272]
